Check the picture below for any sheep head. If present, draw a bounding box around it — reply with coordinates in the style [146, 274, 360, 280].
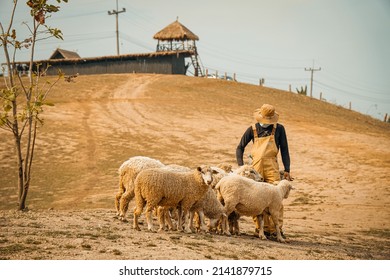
[216, 163, 233, 173]
[197, 165, 214, 185]
[208, 168, 222, 189]
[278, 179, 294, 199]
[236, 165, 264, 182]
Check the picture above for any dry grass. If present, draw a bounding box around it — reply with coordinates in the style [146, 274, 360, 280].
[0, 73, 389, 260]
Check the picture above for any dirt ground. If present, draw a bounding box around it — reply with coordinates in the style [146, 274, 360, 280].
[0, 74, 389, 260]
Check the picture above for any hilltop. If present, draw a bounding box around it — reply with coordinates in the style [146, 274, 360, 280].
[0, 74, 389, 260]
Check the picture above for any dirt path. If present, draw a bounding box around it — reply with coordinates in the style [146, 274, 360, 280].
[1, 208, 388, 260]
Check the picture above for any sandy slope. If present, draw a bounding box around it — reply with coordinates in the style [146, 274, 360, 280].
[0, 74, 389, 260]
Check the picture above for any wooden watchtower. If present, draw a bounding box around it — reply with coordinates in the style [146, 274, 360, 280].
[153, 19, 203, 76]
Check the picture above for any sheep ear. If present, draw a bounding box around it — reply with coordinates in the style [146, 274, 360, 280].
[197, 166, 202, 172]
[212, 169, 219, 174]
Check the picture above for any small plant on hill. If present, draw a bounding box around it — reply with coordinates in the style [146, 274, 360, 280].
[296, 85, 307, 96]
[0, 0, 68, 211]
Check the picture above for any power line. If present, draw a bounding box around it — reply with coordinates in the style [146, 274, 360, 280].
[108, 0, 126, 55]
[320, 71, 388, 95]
[304, 66, 321, 98]
[314, 80, 390, 103]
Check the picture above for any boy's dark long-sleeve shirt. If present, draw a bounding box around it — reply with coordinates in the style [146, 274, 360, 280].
[236, 123, 290, 172]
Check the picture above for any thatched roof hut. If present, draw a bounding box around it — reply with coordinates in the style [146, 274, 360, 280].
[153, 19, 199, 41]
[49, 48, 81, 60]
[153, 19, 202, 76]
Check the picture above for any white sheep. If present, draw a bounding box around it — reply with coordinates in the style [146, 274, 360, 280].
[190, 164, 262, 234]
[115, 156, 165, 220]
[216, 176, 294, 242]
[133, 165, 215, 233]
[224, 164, 264, 234]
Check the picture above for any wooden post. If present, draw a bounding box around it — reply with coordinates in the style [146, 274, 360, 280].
[224, 72, 227, 79]
[289, 84, 291, 92]
[320, 92, 322, 100]
[349, 102, 352, 110]
[205, 69, 208, 77]
[216, 70, 218, 78]
[384, 113, 388, 122]
[233, 73, 236, 81]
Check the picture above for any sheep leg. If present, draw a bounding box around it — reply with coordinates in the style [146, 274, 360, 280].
[269, 211, 285, 243]
[228, 217, 234, 234]
[133, 190, 146, 231]
[256, 214, 267, 240]
[220, 214, 231, 236]
[182, 208, 193, 233]
[145, 204, 156, 232]
[208, 218, 218, 233]
[188, 210, 196, 233]
[168, 208, 179, 231]
[115, 177, 127, 216]
[233, 214, 240, 235]
[133, 206, 143, 231]
[176, 204, 184, 232]
[115, 191, 124, 216]
[157, 207, 166, 232]
[119, 189, 135, 221]
[157, 207, 175, 231]
[228, 211, 240, 235]
[197, 210, 208, 232]
[164, 208, 176, 231]
[252, 216, 260, 233]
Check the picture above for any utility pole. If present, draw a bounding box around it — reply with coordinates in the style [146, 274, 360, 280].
[304, 66, 321, 98]
[108, 0, 126, 56]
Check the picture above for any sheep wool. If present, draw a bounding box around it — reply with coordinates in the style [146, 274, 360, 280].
[133, 165, 214, 233]
[115, 156, 165, 219]
[189, 187, 230, 235]
[216, 176, 293, 242]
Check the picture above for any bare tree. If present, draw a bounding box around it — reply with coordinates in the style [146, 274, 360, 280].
[0, 0, 68, 210]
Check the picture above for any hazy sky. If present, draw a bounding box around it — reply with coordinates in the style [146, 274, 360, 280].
[1, 0, 389, 120]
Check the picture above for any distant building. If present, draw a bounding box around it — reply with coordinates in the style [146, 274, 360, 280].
[6, 20, 202, 77]
[32, 49, 195, 76]
[153, 19, 203, 76]
[49, 48, 81, 60]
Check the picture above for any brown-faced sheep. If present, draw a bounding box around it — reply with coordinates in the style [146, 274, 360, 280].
[216, 176, 294, 242]
[133, 165, 215, 233]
